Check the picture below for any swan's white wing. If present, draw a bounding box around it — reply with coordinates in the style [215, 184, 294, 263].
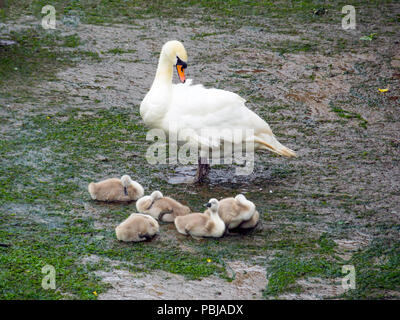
[163, 80, 272, 147]
[170, 80, 246, 114]
[160, 80, 295, 157]
[165, 81, 272, 133]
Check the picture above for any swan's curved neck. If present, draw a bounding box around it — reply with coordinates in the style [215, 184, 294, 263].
[140, 51, 173, 128]
[151, 52, 173, 88]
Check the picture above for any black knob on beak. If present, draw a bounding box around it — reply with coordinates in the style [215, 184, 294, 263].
[205, 202, 211, 208]
[176, 56, 187, 69]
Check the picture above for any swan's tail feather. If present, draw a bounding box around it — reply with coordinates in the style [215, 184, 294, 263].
[254, 135, 297, 158]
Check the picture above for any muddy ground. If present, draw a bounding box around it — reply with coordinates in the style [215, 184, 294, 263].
[0, 1, 399, 299]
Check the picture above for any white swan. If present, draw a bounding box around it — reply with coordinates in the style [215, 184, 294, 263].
[140, 40, 296, 182]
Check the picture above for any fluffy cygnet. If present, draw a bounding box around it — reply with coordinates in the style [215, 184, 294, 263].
[174, 198, 225, 239]
[115, 213, 159, 242]
[237, 209, 260, 229]
[205, 194, 258, 230]
[136, 191, 191, 222]
[88, 175, 144, 202]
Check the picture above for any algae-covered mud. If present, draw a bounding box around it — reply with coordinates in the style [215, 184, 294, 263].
[0, 1, 399, 300]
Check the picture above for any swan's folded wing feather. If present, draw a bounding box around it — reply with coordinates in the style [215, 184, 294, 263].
[170, 81, 246, 117]
[165, 80, 277, 148]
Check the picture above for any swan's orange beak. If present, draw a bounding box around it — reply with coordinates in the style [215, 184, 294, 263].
[176, 64, 186, 83]
[176, 56, 187, 83]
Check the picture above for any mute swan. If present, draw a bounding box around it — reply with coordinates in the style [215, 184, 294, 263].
[115, 213, 159, 242]
[205, 194, 258, 230]
[88, 175, 144, 202]
[136, 190, 191, 222]
[174, 198, 225, 239]
[140, 40, 296, 183]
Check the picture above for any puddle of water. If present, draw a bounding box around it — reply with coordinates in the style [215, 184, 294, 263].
[168, 166, 197, 184]
[167, 162, 274, 190]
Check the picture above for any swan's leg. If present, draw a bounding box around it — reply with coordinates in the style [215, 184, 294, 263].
[194, 158, 204, 183]
[194, 157, 210, 183]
